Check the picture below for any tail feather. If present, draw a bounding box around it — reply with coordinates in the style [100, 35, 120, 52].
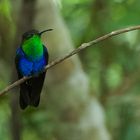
[19, 72, 46, 109]
[19, 82, 30, 109]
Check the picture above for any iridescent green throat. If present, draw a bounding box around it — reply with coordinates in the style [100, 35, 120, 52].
[22, 35, 43, 60]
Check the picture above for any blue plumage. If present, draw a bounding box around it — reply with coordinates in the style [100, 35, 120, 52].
[16, 47, 47, 76]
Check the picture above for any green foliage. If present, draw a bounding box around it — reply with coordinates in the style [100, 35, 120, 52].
[0, 100, 10, 140]
[105, 63, 123, 89]
[0, 0, 12, 21]
[61, 0, 140, 139]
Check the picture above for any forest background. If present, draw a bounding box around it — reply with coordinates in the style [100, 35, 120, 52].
[0, 0, 140, 140]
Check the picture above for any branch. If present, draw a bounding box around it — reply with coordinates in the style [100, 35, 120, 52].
[1, 25, 140, 96]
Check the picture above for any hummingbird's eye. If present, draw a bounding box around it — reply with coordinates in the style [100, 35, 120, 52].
[26, 34, 34, 39]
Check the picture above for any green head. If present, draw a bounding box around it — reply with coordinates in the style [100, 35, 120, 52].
[21, 29, 52, 60]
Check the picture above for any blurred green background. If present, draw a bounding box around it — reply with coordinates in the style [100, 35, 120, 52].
[0, 0, 140, 140]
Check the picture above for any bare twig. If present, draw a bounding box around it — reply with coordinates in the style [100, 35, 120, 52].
[1, 25, 140, 96]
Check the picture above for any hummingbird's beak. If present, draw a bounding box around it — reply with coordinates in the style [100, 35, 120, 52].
[39, 29, 53, 36]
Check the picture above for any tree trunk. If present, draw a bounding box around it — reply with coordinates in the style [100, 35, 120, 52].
[35, 0, 111, 140]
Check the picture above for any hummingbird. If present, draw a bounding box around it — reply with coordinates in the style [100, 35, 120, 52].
[15, 29, 52, 109]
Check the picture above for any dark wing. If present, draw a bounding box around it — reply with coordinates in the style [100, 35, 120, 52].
[15, 48, 30, 109]
[15, 48, 23, 79]
[43, 45, 49, 65]
[27, 45, 49, 107]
